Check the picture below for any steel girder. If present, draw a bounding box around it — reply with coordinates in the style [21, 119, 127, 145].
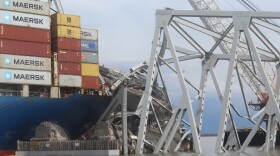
[136, 10, 280, 155]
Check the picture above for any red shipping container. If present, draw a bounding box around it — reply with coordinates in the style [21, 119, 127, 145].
[57, 50, 81, 63]
[0, 150, 16, 156]
[0, 39, 51, 57]
[82, 76, 100, 89]
[52, 38, 81, 51]
[58, 62, 81, 75]
[0, 24, 50, 43]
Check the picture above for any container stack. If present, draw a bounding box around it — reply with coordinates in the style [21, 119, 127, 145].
[51, 13, 82, 89]
[80, 28, 100, 90]
[0, 0, 52, 96]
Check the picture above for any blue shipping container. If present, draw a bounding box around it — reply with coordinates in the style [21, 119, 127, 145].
[81, 40, 98, 52]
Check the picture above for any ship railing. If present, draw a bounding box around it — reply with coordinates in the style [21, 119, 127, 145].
[17, 139, 119, 151]
[0, 91, 51, 97]
[29, 92, 50, 98]
[0, 91, 22, 96]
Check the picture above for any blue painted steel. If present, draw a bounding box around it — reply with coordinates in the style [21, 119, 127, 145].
[0, 94, 112, 150]
[81, 40, 98, 52]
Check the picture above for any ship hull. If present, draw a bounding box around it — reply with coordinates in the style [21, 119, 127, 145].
[0, 94, 112, 151]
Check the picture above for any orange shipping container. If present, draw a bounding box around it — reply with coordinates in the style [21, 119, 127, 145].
[57, 50, 81, 63]
[58, 62, 81, 75]
[0, 24, 50, 43]
[52, 38, 81, 51]
[0, 39, 51, 57]
[82, 76, 99, 89]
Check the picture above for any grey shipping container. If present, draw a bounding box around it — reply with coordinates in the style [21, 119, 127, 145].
[0, 0, 50, 16]
[0, 10, 50, 29]
[59, 75, 81, 87]
[81, 51, 98, 64]
[0, 54, 51, 71]
[81, 28, 98, 40]
[0, 69, 51, 85]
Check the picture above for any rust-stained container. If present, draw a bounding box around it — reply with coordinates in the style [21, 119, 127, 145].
[59, 74, 81, 87]
[0, 24, 50, 43]
[51, 13, 80, 27]
[81, 51, 98, 64]
[0, 0, 50, 15]
[81, 63, 99, 76]
[58, 62, 81, 75]
[0, 54, 51, 71]
[52, 38, 80, 51]
[52, 26, 81, 39]
[0, 39, 51, 57]
[82, 76, 100, 89]
[81, 28, 98, 40]
[57, 50, 81, 63]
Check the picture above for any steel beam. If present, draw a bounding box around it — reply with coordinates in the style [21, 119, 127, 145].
[172, 17, 276, 59]
[157, 10, 280, 18]
[163, 25, 201, 153]
[135, 27, 162, 154]
[215, 28, 240, 153]
[239, 22, 280, 153]
[122, 87, 128, 155]
[195, 61, 209, 135]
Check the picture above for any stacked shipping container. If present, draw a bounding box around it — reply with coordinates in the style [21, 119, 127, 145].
[81, 28, 100, 90]
[0, 1, 101, 97]
[0, 0, 51, 87]
[51, 13, 82, 88]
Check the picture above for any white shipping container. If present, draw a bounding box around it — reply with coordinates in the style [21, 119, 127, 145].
[81, 28, 98, 40]
[0, 69, 51, 85]
[0, 10, 50, 29]
[59, 75, 81, 87]
[0, 54, 51, 71]
[0, 0, 50, 16]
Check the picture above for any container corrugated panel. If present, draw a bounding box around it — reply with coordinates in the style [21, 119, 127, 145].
[0, 24, 50, 43]
[52, 26, 81, 39]
[0, 10, 50, 29]
[52, 38, 80, 51]
[57, 50, 81, 63]
[81, 40, 97, 52]
[82, 76, 99, 89]
[81, 28, 98, 40]
[0, 54, 51, 71]
[81, 63, 99, 76]
[0, 0, 50, 15]
[0, 39, 51, 57]
[51, 13, 80, 27]
[0, 69, 51, 85]
[81, 51, 98, 64]
[58, 62, 81, 75]
[59, 75, 81, 87]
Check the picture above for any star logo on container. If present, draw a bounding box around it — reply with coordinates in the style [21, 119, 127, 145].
[4, 56, 12, 65]
[3, 12, 11, 23]
[3, 0, 10, 8]
[4, 71, 12, 81]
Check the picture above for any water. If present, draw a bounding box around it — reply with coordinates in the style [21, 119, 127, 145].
[142, 137, 280, 156]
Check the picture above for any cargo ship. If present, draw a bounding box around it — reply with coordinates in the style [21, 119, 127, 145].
[0, 0, 111, 154]
[0, 1, 187, 155]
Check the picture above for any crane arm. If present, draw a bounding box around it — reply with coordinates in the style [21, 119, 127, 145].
[49, 0, 64, 13]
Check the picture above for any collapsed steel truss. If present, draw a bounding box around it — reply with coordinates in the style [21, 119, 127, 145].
[136, 10, 280, 154]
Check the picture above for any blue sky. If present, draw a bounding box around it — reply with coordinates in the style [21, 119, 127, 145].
[60, 0, 280, 133]
[60, 0, 280, 67]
